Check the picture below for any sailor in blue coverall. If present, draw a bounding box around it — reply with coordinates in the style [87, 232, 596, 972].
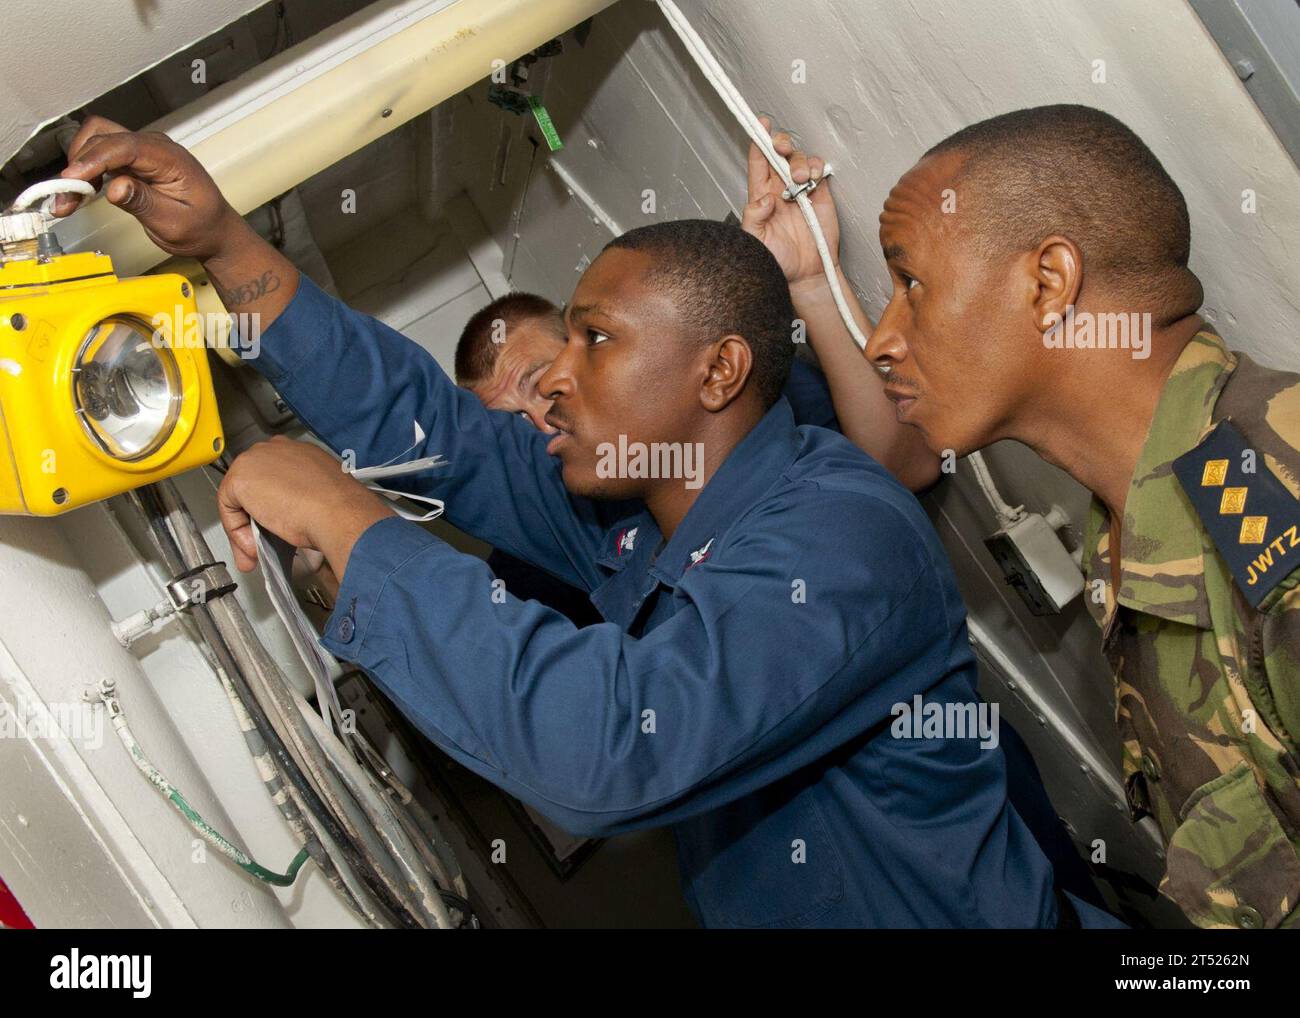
[451, 291, 1108, 920]
[240, 248, 1111, 927]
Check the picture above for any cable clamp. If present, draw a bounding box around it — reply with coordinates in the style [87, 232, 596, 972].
[96, 678, 121, 719]
[166, 562, 238, 613]
[781, 163, 834, 202]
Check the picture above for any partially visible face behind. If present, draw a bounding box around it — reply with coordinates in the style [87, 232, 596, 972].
[539, 245, 710, 499]
[868, 149, 1036, 456]
[471, 315, 566, 432]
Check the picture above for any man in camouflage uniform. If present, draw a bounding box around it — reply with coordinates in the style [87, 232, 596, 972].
[860, 103, 1300, 927]
[1083, 331, 1300, 928]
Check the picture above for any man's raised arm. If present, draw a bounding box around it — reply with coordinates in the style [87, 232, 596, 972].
[739, 117, 940, 491]
[57, 118, 608, 588]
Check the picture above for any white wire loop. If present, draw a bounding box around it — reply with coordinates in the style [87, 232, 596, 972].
[9, 178, 95, 216]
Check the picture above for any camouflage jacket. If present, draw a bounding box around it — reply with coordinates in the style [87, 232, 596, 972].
[1081, 330, 1300, 929]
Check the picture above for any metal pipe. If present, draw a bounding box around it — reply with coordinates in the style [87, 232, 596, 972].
[57, 0, 616, 275]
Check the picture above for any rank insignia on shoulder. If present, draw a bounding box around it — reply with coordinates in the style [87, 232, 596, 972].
[1173, 419, 1300, 607]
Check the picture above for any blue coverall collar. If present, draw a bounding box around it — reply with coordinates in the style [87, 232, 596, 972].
[594, 396, 801, 587]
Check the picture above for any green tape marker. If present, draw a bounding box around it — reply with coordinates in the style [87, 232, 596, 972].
[529, 95, 564, 152]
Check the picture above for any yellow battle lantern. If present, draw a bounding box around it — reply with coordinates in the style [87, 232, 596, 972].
[0, 180, 223, 516]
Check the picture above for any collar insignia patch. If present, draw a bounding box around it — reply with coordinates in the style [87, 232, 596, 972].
[1173, 419, 1299, 607]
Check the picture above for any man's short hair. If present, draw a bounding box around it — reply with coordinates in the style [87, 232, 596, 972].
[926, 104, 1200, 319]
[605, 220, 795, 407]
[455, 292, 563, 387]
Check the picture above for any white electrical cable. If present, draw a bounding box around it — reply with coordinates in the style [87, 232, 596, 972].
[968, 451, 1025, 527]
[656, 0, 868, 354]
[656, 0, 1019, 526]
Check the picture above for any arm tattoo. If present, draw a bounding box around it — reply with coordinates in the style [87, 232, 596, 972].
[216, 269, 281, 308]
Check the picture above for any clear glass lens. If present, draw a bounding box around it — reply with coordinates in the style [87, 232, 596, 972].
[73, 317, 181, 460]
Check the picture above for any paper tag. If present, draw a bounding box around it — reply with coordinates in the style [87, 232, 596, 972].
[251, 519, 347, 735]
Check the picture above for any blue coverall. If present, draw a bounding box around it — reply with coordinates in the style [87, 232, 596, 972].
[253, 275, 1073, 927]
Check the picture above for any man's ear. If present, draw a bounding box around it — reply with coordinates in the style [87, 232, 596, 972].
[700, 334, 754, 412]
[1031, 235, 1083, 336]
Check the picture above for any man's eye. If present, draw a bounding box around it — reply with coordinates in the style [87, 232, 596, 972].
[588, 329, 610, 345]
[517, 410, 531, 420]
[902, 274, 919, 292]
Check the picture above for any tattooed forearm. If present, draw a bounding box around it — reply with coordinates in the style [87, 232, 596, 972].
[215, 269, 281, 309]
